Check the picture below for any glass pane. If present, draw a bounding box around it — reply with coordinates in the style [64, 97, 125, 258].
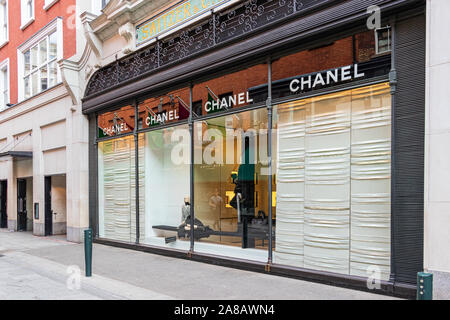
[271, 31, 389, 100]
[31, 46, 38, 70]
[272, 83, 391, 280]
[349, 83, 391, 280]
[2, 69, 7, 105]
[49, 32, 57, 61]
[2, 5, 7, 41]
[24, 76, 30, 99]
[24, 51, 31, 75]
[39, 39, 47, 65]
[192, 63, 268, 118]
[31, 72, 38, 95]
[138, 87, 189, 129]
[28, 0, 33, 18]
[49, 61, 57, 86]
[139, 124, 190, 250]
[377, 28, 391, 54]
[193, 108, 271, 262]
[40, 66, 48, 91]
[98, 136, 136, 243]
[98, 105, 134, 138]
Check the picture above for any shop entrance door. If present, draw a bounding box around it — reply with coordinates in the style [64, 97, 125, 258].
[44, 176, 52, 236]
[0, 181, 7, 228]
[17, 179, 27, 231]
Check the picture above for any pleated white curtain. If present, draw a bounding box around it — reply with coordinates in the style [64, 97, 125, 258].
[274, 83, 391, 280]
[98, 135, 145, 243]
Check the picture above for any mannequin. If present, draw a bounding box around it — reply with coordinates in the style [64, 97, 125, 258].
[181, 196, 190, 223]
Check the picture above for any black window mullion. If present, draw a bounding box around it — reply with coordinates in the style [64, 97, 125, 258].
[267, 58, 273, 266]
[134, 99, 140, 244]
[189, 83, 195, 254]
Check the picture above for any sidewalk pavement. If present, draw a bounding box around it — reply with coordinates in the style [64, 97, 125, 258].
[0, 229, 399, 300]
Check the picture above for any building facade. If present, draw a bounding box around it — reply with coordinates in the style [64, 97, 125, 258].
[424, 0, 450, 300]
[79, 0, 436, 298]
[0, 0, 108, 242]
[2, 0, 448, 300]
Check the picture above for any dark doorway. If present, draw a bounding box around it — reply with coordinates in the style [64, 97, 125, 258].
[45, 176, 52, 236]
[0, 181, 7, 228]
[17, 179, 27, 231]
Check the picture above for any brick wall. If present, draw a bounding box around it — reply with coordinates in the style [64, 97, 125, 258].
[0, 0, 77, 105]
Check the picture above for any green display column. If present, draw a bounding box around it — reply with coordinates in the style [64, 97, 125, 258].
[84, 229, 93, 277]
[417, 272, 433, 300]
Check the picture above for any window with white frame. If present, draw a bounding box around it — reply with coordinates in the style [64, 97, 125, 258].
[0, 0, 8, 44]
[18, 18, 62, 101]
[0, 60, 8, 111]
[23, 32, 58, 99]
[44, 0, 59, 10]
[93, 0, 110, 15]
[21, 0, 34, 28]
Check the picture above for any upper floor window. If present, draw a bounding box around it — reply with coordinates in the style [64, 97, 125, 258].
[20, 0, 34, 30]
[0, 59, 9, 111]
[0, 0, 7, 45]
[23, 32, 58, 99]
[44, 0, 59, 11]
[92, 0, 110, 16]
[18, 18, 62, 102]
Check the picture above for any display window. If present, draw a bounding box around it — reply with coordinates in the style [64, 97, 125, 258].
[192, 63, 268, 118]
[138, 87, 190, 129]
[271, 31, 390, 100]
[192, 108, 273, 262]
[139, 124, 191, 250]
[95, 30, 392, 273]
[98, 104, 135, 138]
[98, 135, 140, 243]
[273, 82, 391, 280]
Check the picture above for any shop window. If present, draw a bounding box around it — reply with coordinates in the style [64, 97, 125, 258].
[98, 105, 135, 138]
[192, 108, 272, 262]
[138, 88, 190, 129]
[271, 31, 390, 100]
[375, 27, 392, 54]
[192, 63, 268, 118]
[98, 135, 139, 243]
[273, 83, 391, 280]
[138, 124, 190, 249]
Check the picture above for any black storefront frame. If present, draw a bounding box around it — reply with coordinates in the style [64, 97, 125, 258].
[94, 76, 396, 291]
[87, 2, 426, 300]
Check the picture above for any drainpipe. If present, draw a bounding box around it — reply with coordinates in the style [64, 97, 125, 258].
[389, 16, 397, 287]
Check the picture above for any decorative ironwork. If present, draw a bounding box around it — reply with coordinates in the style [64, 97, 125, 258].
[160, 18, 214, 66]
[85, 0, 329, 98]
[118, 46, 158, 83]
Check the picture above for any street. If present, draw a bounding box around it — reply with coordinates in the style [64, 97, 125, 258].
[0, 229, 399, 300]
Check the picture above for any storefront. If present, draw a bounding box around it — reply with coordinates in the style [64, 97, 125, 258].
[82, 0, 426, 298]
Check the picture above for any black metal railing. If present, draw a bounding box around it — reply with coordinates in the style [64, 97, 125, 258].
[85, 0, 330, 97]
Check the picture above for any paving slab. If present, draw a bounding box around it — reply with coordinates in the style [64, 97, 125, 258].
[0, 230, 399, 300]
